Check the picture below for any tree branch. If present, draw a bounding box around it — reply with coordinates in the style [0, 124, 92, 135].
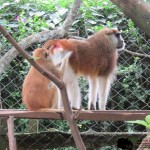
[63, 0, 82, 31]
[0, 0, 82, 75]
[124, 49, 150, 58]
[0, 25, 86, 150]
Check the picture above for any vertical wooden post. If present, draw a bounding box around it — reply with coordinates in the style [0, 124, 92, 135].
[0, 88, 8, 150]
[0, 117, 8, 150]
[7, 116, 17, 150]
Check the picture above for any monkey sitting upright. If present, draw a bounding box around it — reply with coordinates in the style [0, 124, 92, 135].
[22, 48, 70, 111]
[43, 28, 125, 110]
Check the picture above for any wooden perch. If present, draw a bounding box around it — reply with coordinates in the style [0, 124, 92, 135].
[0, 109, 150, 121]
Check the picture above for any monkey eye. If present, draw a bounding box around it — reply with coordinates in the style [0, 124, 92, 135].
[115, 33, 120, 38]
[43, 51, 48, 58]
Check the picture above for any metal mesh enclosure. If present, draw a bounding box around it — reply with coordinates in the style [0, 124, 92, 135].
[0, 0, 150, 149]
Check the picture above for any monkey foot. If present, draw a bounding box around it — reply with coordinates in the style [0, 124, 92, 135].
[90, 103, 96, 110]
[72, 107, 79, 110]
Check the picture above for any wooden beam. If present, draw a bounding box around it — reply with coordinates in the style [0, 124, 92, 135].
[0, 109, 150, 121]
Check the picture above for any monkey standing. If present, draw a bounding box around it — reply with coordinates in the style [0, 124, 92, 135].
[22, 48, 69, 111]
[43, 28, 125, 110]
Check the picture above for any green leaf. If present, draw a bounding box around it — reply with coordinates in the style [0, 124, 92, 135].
[0, 19, 7, 25]
[145, 115, 150, 124]
[127, 120, 149, 128]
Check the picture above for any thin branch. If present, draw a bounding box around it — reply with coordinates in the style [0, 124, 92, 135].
[63, 0, 82, 31]
[124, 49, 150, 58]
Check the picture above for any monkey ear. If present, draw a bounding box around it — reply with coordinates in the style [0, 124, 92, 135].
[106, 29, 118, 35]
[43, 51, 48, 58]
[106, 29, 114, 35]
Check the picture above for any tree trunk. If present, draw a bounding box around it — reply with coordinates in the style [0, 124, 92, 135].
[110, 0, 150, 37]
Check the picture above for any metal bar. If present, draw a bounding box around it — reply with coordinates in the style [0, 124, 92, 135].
[7, 116, 17, 150]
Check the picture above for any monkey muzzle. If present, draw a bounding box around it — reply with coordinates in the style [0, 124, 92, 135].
[117, 40, 126, 51]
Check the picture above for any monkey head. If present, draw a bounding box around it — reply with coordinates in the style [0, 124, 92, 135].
[105, 28, 125, 51]
[33, 48, 51, 61]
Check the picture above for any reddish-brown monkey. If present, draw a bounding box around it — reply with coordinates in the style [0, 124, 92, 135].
[43, 28, 125, 110]
[22, 48, 68, 111]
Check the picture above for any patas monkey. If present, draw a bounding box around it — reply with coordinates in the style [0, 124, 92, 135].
[22, 48, 70, 111]
[43, 28, 125, 110]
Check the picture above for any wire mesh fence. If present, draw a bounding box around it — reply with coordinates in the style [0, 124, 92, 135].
[0, 0, 150, 149]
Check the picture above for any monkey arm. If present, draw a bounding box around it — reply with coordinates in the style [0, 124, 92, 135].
[46, 63, 62, 79]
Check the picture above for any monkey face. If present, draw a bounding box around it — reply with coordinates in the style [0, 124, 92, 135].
[107, 29, 125, 51]
[115, 32, 126, 51]
[33, 48, 51, 61]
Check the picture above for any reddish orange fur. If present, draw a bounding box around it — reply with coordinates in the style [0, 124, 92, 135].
[42, 28, 125, 110]
[22, 48, 62, 111]
[43, 28, 119, 77]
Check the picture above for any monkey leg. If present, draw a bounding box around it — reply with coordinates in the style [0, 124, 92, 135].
[57, 87, 63, 109]
[63, 63, 81, 110]
[88, 77, 98, 110]
[98, 76, 111, 110]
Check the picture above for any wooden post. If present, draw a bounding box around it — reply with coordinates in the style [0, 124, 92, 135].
[0, 117, 8, 150]
[7, 116, 17, 150]
[0, 87, 8, 150]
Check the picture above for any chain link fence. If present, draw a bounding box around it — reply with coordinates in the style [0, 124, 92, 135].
[0, 0, 150, 149]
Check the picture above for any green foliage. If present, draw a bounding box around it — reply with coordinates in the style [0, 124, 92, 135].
[72, 0, 123, 35]
[127, 115, 150, 129]
[0, 0, 69, 40]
